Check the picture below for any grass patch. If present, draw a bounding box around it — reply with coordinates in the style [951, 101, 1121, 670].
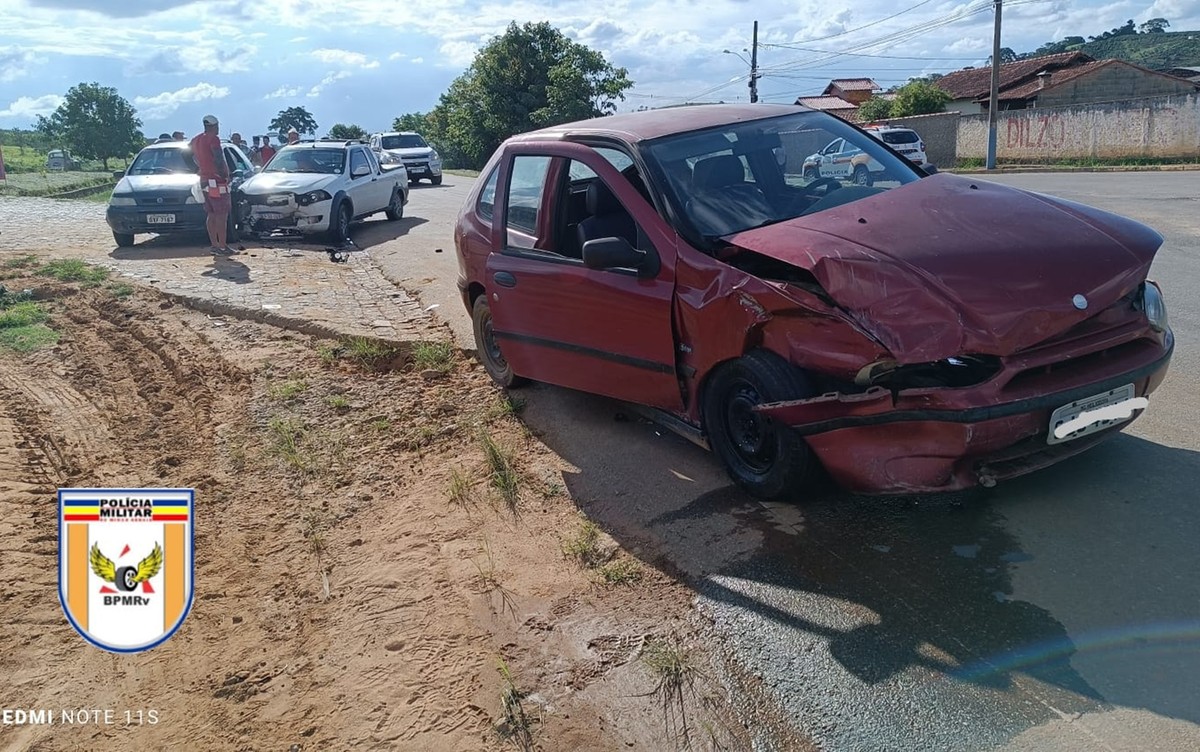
[0, 324, 59, 352]
[488, 393, 526, 420]
[326, 394, 350, 409]
[37, 258, 109, 286]
[266, 415, 312, 474]
[480, 430, 519, 510]
[473, 537, 517, 618]
[598, 557, 643, 586]
[342, 335, 397, 369]
[495, 658, 536, 751]
[268, 378, 308, 401]
[562, 520, 605, 568]
[108, 282, 135, 298]
[0, 301, 48, 328]
[316, 343, 340, 366]
[371, 417, 391, 432]
[412, 340, 455, 372]
[448, 466, 474, 506]
[639, 636, 701, 748]
[2, 254, 39, 270]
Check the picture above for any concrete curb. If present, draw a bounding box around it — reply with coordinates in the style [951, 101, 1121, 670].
[950, 164, 1200, 174]
[160, 290, 424, 352]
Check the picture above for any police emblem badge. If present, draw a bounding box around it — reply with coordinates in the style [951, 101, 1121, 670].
[58, 488, 194, 653]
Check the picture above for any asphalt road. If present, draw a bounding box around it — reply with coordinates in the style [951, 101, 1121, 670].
[370, 171, 1200, 751]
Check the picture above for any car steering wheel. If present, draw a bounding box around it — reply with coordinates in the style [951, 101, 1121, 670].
[804, 177, 841, 196]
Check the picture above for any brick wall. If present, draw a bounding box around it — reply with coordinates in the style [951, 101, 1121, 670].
[872, 112, 961, 168]
[1037, 65, 1197, 108]
[956, 94, 1200, 160]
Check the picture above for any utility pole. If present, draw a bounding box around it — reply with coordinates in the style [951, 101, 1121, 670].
[749, 20, 760, 103]
[986, 0, 1003, 169]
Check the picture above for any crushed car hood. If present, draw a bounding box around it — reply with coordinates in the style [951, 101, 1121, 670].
[241, 173, 338, 195]
[118, 174, 198, 194]
[725, 173, 1162, 362]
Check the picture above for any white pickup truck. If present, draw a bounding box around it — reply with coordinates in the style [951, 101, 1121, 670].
[239, 139, 409, 241]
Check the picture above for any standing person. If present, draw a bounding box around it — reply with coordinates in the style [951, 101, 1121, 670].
[259, 135, 276, 165]
[230, 132, 248, 152]
[172, 131, 185, 141]
[189, 115, 234, 255]
[249, 135, 262, 166]
[287, 127, 300, 145]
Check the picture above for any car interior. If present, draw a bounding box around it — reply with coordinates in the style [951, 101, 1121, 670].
[555, 161, 653, 260]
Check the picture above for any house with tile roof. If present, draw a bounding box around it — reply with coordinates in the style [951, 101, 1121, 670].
[935, 51, 1198, 114]
[821, 78, 882, 105]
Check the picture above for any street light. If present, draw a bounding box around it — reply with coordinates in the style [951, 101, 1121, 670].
[722, 22, 760, 102]
[723, 48, 751, 67]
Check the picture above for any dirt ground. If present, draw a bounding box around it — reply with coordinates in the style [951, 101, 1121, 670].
[0, 267, 770, 751]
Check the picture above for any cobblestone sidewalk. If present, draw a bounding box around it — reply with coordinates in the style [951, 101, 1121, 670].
[0, 196, 443, 343]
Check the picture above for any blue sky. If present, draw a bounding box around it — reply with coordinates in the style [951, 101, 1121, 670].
[1, 0, 1197, 137]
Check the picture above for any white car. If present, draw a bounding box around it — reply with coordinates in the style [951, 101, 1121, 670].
[239, 140, 409, 241]
[863, 125, 928, 166]
[802, 137, 887, 186]
[369, 131, 443, 185]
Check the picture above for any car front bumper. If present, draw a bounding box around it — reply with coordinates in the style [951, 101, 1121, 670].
[106, 204, 208, 234]
[758, 328, 1174, 494]
[403, 160, 442, 178]
[244, 198, 332, 235]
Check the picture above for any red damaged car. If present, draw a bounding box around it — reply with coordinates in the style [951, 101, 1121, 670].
[453, 104, 1173, 499]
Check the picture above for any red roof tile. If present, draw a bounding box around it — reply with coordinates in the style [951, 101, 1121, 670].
[795, 95, 858, 111]
[825, 78, 881, 92]
[935, 51, 1093, 100]
[995, 58, 1200, 101]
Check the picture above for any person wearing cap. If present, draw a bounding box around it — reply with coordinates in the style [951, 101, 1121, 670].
[172, 131, 185, 141]
[154, 133, 173, 143]
[287, 128, 300, 145]
[189, 115, 235, 255]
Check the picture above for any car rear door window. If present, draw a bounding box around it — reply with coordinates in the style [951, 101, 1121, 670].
[506, 155, 550, 242]
[350, 149, 368, 176]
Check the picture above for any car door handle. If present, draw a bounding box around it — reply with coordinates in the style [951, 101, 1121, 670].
[493, 272, 517, 288]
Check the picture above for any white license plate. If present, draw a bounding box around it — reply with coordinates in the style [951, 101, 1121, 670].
[257, 212, 284, 220]
[1047, 383, 1140, 445]
[146, 213, 175, 224]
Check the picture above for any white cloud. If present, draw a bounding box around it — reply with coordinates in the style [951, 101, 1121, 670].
[307, 70, 351, 98]
[411, 56, 424, 64]
[311, 48, 379, 69]
[438, 40, 478, 67]
[265, 85, 303, 99]
[0, 94, 64, 119]
[388, 52, 406, 60]
[0, 49, 47, 82]
[290, 36, 308, 42]
[134, 82, 230, 119]
[943, 37, 988, 55]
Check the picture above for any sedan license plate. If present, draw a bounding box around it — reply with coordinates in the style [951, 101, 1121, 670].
[1047, 383, 1139, 445]
[146, 213, 176, 224]
[257, 212, 284, 220]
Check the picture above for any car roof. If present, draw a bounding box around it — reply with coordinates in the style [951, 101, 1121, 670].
[510, 103, 814, 144]
[376, 131, 421, 137]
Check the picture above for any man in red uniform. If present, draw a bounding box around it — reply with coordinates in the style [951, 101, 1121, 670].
[190, 114, 234, 255]
[259, 135, 276, 166]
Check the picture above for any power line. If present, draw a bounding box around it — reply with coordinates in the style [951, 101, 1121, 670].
[760, 45, 985, 62]
[774, 0, 939, 46]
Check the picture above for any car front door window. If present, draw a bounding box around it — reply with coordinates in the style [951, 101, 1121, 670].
[504, 155, 551, 250]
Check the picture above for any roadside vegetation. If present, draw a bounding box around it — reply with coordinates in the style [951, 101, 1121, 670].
[0, 257, 114, 353]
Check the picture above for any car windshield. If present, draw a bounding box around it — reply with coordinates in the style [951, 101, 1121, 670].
[381, 134, 427, 149]
[879, 130, 920, 144]
[264, 147, 345, 174]
[128, 147, 197, 175]
[644, 111, 921, 242]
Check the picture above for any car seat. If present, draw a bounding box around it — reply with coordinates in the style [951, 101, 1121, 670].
[575, 180, 637, 255]
[687, 154, 775, 236]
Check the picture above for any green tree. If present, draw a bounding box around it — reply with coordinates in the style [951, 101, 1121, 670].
[986, 47, 1019, 66]
[391, 112, 428, 132]
[857, 96, 893, 122]
[422, 21, 633, 169]
[34, 83, 142, 169]
[889, 80, 951, 117]
[1139, 18, 1170, 34]
[327, 123, 367, 140]
[269, 106, 318, 136]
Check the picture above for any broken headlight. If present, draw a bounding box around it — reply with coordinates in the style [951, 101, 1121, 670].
[1134, 280, 1168, 332]
[855, 355, 1002, 389]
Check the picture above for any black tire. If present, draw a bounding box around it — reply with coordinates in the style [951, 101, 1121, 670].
[384, 189, 404, 221]
[431, 175, 443, 186]
[852, 164, 873, 187]
[803, 166, 818, 181]
[328, 201, 352, 243]
[113, 231, 135, 247]
[225, 210, 239, 243]
[115, 566, 138, 592]
[703, 350, 818, 500]
[409, 177, 419, 186]
[472, 296, 527, 388]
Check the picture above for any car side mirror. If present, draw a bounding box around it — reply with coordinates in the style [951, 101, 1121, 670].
[352, 164, 371, 178]
[232, 169, 245, 180]
[922, 164, 938, 175]
[582, 237, 658, 278]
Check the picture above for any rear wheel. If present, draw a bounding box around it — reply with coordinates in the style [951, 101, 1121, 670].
[384, 189, 404, 221]
[703, 350, 818, 500]
[113, 231, 135, 247]
[431, 175, 443, 186]
[852, 164, 873, 187]
[472, 296, 527, 388]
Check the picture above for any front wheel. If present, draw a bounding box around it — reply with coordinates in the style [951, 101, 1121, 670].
[703, 350, 818, 500]
[471, 296, 527, 388]
[328, 201, 352, 243]
[431, 175, 443, 186]
[852, 164, 873, 187]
